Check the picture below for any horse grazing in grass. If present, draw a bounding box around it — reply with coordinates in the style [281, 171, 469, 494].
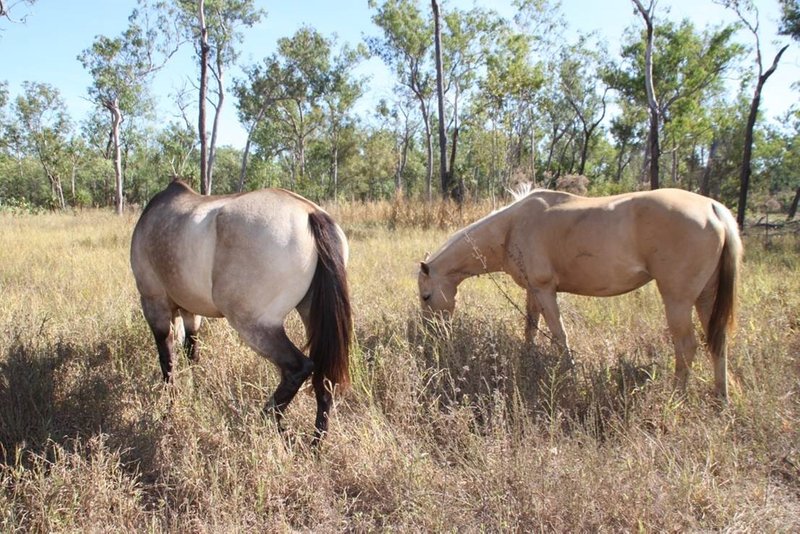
[131, 179, 352, 442]
[418, 187, 742, 399]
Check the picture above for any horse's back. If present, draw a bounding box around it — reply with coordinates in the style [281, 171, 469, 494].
[510, 188, 731, 297]
[131, 182, 322, 323]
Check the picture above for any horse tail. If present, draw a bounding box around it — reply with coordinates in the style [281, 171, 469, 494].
[708, 202, 743, 360]
[306, 210, 352, 389]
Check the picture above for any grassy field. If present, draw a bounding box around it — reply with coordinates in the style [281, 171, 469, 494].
[0, 203, 798, 532]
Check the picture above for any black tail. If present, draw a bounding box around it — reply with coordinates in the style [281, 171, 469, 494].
[306, 210, 352, 388]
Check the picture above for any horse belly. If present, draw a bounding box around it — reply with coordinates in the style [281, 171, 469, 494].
[557, 254, 651, 297]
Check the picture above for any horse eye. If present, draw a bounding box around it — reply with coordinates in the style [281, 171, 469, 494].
[422, 294, 431, 302]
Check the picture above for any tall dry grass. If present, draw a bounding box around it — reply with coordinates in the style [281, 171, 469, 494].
[0, 202, 798, 532]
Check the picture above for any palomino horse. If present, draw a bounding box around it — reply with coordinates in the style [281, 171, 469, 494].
[418, 187, 742, 398]
[131, 179, 352, 442]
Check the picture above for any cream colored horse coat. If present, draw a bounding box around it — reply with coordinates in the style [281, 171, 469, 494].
[419, 188, 742, 398]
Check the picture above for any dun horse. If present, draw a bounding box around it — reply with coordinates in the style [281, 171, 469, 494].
[131, 179, 352, 442]
[418, 187, 742, 398]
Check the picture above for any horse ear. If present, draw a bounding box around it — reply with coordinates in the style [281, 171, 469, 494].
[420, 261, 430, 275]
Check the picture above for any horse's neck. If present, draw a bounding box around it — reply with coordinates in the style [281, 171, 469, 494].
[433, 209, 510, 281]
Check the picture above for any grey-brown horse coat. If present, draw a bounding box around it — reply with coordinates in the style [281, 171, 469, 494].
[131, 179, 351, 441]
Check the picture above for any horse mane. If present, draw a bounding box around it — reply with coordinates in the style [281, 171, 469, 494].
[508, 181, 534, 201]
[427, 187, 530, 266]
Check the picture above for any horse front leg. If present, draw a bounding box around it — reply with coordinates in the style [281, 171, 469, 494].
[534, 288, 572, 367]
[525, 288, 542, 344]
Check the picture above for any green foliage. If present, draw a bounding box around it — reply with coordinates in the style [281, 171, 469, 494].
[0, 0, 798, 211]
[780, 0, 800, 40]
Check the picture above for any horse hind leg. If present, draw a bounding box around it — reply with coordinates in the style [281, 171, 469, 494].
[295, 292, 332, 445]
[179, 310, 203, 361]
[141, 296, 178, 382]
[235, 322, 314, 430]
[663, 299, 699, 395]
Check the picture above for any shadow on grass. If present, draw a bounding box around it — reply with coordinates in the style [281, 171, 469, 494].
[400, 313, 664, 440]
[0, 334, 163, 478]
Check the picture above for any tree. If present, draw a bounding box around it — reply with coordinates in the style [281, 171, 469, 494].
[432, 0, 449, 199]
[13, 82, 72, 209]
[718, 0, 789, 228]
[631, 0, 661, 189]
[324, 45, 366, 197]
[377, 98, 414, 196]
[559, 38, 609, 176]
[233, 55, 291, 191]
[79, 1, 178, 214]
[175, 0, 264, 195]
[481, 24, 543, 188]
[0, 0, 35, 24]
[605, 17, 741, 189]
[779, 0, 800, 38]
[369, 0, 435, 199]
[237, 27, 333, 192]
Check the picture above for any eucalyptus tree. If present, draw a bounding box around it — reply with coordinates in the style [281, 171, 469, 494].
[609, 101, 646, 184]
[275, 27, 332, 188]
[780, 0, 800, 38]
[717, 0, 790, 227]
[237, 27, 333, 191]
[481, 26, 543, 188]
[234, 55, 289, 191]
[368, 0, 435, 198]
[174, 0, 264, 194]
[779, 0, 800, 217]
[0, 0, 35, 24]
[324, 44, 366, 197]
[12, 82, 72, 209]
[605, 17, 742, 190]
[559, 37, 609, 177]
[376, 96, 418, 196]
[435, 3, 499, 200]
[79, 0, 178, 214]
[630, 0, 660, 189]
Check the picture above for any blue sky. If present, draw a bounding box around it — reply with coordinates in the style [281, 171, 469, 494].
[2, 0, 797, 149]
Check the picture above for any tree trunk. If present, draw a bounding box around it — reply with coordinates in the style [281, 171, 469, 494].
[332, 142, 339, 198]
[737, 44, 788, 229]
[529, 108, 536, 186]
[208, 52, 225, 194]
[417, 96, 432, 200]
[788, 186, 799, 220]
[700, 138, 718, 197]
[432, 0, 450, 199]
[647, 109, 660, 189]
[633, 0, 661, 189]
[198, 0, 210, 195]
[104, 99, 124, 215]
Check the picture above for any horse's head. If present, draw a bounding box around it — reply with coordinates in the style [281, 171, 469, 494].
[418, 260, 457, 318]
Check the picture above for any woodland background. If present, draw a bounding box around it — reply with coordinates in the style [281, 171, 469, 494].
[1, 0, 799, 221]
